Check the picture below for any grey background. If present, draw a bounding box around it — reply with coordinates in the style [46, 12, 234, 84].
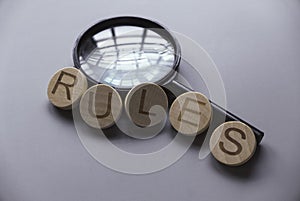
[1, 0, 300, 201]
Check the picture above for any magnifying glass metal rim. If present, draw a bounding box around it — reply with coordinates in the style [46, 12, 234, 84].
[72, 16, 181, 90]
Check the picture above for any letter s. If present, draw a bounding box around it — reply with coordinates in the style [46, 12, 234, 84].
[219, 127, 246, 155]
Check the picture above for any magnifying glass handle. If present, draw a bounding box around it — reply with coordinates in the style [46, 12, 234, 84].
[209, 101, 264, 144]
[163, 80, 264, 144]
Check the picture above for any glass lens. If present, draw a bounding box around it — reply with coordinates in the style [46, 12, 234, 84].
[78, 26, 176, 89]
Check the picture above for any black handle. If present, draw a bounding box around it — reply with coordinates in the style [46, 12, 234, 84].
[210, 101, 264, 144]
[163, 80, 264, 144]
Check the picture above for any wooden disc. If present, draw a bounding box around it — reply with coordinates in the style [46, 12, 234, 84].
[47, 67, 88, 110]
[169, 92, 212, 135]
[209, 121, 257, 166]
[79, 84, 122, 129]
[125, 83, 168, 127]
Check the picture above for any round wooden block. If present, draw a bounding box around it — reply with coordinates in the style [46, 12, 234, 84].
[209, 121, 257, 166]
[47, 67, 88, 110]
[125, 83, 168, 127]
[79, 84, 122, 129]
[169, 92, 212, 135]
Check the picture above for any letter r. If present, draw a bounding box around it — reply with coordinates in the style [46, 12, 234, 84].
[51, 71, 77, 100]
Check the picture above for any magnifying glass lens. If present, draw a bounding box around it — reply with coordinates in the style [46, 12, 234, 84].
[78, 26, 176, 89]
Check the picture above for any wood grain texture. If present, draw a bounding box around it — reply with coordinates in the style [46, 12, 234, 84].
[79, 84, 122, 129]
[209, 121, 257, 166]
[125, 83, 168, 127]
[47, 67, 88, 110]
[169, 92, 212, 135]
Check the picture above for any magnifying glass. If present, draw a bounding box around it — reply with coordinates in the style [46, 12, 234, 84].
[73, 16, 264, 143]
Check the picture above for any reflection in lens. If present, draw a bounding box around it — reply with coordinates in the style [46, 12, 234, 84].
[79, 26, 175, 89]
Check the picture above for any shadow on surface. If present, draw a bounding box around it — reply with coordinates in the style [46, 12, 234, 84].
[209, 145, 265, 180]
[48, 99, 267, 181]
[47, 102, 74, 123]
